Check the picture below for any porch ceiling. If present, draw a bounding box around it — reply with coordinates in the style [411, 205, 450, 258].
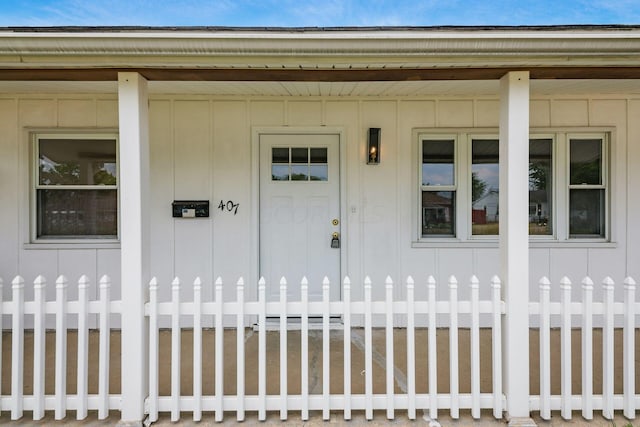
[1, 79, 639, 97]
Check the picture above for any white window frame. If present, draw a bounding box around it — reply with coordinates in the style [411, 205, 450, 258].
[564, 132, 609, 241]
[31, 132, 120, 244]
[419, 133, 458, 239]
[414, 128, 611, 246]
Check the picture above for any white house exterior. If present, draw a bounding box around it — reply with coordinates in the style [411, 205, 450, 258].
[1, 26, 640, 425]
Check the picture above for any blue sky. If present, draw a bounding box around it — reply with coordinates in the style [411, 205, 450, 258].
[0, 0, 638, 27]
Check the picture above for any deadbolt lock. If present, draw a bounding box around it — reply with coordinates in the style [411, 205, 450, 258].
[332, 219, 339, 226]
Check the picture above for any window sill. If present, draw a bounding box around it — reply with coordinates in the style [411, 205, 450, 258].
[412, 240, 618, 249]
[24, 241, 121, 250]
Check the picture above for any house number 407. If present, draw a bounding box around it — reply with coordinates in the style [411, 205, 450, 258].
[218, 200, 239, 215]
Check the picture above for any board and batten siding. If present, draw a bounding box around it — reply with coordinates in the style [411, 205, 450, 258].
[0, 93, 637, 319]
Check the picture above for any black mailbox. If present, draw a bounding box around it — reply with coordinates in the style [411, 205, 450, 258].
[172, 200, 209, 218]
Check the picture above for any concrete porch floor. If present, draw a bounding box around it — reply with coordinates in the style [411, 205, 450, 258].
[0, 328, 635, 426]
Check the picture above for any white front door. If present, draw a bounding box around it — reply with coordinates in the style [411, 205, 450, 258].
[259, 133, 341, 301]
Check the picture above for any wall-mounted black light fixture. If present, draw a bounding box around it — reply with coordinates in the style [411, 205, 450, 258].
[367, 128, 381, 165]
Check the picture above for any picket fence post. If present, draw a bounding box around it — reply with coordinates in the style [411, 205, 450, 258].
[581, 276, 594, 420]
[560, 276, 572, 420]
[11, 275, 24, 420]
[77, 275, 90, 420]
[623, 276, 637, 419]
[236, 277, 245, 421]
[448, 275, 459, 419]
[343, 276, 352, 420]
[33, 275, 46, 420]
[364, 276, 373, 420]
[490, 276, 502, 419]
[406, 276, 416, 420]
[98, 275, 111, 420]
[170, 277, 181, 422]
[55, 275, 68, 420]
[538, 277, 551, 420]
[279, 276, 288, 421]
[301, 276, 309, 421]
[258, 277, 267, 421]
[147, 277, 159, 423]
[470, 275, 480, 419]
[602, 277, 615, 419]
[322, 276, 331, 420]
[385, 275, 394, 420]
[193, 277, 203, 422]
[427, 275, 437, 420]
[215, 277, 224, 422]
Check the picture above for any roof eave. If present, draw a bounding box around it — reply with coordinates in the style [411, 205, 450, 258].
[1, 28, 640, 72]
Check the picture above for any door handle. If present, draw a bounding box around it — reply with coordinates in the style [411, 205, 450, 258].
[331, 232, 340, 249]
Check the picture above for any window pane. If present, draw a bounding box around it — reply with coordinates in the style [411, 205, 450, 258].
[570, 139, 602, 185]
[291, 147, 308, 164]
[39, 138, 117, 186]
[291, 165, 309, 181]
[37, 189, 117, 237]
[529, 139, 553, 235]
[272, 165, 289, 181]
[570, 189, 605, 237]
[309, 165, 328, 181]
[272, 147, 289, 163]
[471, 139, 499, 235]
[422, 191, 455, 236]
[310, 148, 327, 164]
[422, 139, 454, 186]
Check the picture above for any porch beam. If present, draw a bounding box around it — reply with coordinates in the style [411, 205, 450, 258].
[2, 66, 640, 82]
[499, 71, 533, 424]
[118, 72, 150, 426]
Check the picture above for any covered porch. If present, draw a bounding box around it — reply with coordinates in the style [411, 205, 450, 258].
[1, 26, 640, 425]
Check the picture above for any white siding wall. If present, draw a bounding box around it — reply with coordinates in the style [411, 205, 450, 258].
[1, 92, 638, 313]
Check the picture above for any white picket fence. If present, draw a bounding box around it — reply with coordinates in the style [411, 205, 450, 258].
[145, 274, 505, 422]
[529, 275, 638, 421]
[1, 273, 639, 423]
[0, 275, 121, 421]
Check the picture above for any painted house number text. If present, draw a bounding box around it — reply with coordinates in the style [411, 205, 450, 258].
[218, 200, 239, 215]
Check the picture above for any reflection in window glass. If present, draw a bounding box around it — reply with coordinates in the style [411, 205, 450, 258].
[271, 146, 327, 181]
[529, 139, 553, 235]
[310, 165, 328, 181]
[39, 138, 117, 186]
[36, 136, 118, 239]
[570, 139, 602, 185]
[422, 191, 455, 236]
[570, 189, 605, 237]
[422, 140, 455, 186]
[291, 165, 309, 181]
[271, 165, 289, 181]
[471, 139, 499, 235]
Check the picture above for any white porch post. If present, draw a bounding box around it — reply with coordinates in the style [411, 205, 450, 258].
[118, 72, 150, 425]
[499, 71, 533, 424]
